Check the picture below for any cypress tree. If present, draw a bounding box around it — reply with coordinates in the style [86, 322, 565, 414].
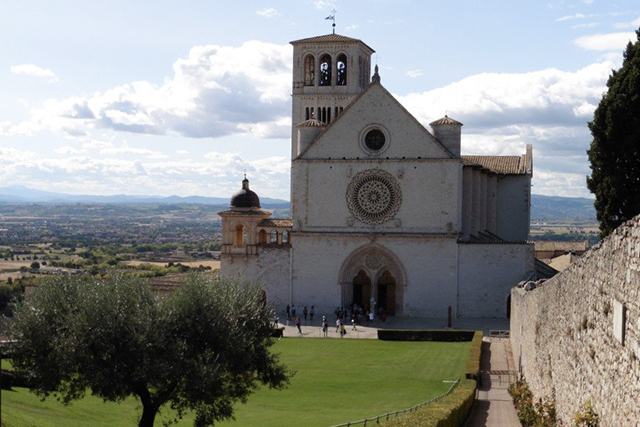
[587, 28, 640, 237]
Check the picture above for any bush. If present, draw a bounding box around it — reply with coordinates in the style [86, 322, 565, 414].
[508, 379, 559, 427]
[380, 379, 476, 427]
[377, 329, 475, 342]
[574, 400, 599, 427]
[465, 331, 483, 381]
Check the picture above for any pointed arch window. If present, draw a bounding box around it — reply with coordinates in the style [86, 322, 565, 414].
[270, 230, 278, 244]
[304, 55, 315, 86]
[319, 54, 332, 86]
[258, 229, 267, 244]
[336, 54, 347, 85]
[282, 230, 289, 244]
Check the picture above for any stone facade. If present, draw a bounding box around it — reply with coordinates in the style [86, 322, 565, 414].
[511, 215, 640, 425]
[220, 32, 535, 319]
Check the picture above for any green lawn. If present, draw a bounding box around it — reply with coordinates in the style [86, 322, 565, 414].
[1, 338, 471, 427]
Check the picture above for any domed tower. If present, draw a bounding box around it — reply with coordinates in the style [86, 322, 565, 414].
[290, 33, 375, 158]
[219, 177, 271, 256]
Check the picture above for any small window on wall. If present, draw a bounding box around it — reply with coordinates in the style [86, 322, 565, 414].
[336, 54, 347, 85]
[234, 224, 245, 246]
[359, 125, 390, 156]
[270, 230, 278, 244]
[304, 55, 315, 86]
[319, 54, 332, 86]
[258, 229, 267, 244]
[282, 230, 289, 244]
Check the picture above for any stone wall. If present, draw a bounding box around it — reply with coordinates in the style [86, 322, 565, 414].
[510, 216, 640, 426]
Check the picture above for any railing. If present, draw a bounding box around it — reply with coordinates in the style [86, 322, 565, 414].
[327, 379, 460, 427]
[489, 330, 510, 338]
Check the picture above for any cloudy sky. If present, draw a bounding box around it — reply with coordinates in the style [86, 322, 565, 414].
[1, 0, 639, 200]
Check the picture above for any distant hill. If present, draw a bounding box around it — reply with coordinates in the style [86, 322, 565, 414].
[531, 194, 596, 221]
[0, 186, 596, 221]
[0, 185, 289, 206]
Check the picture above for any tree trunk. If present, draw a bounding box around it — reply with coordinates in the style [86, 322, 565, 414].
[138, 394, 158, 427]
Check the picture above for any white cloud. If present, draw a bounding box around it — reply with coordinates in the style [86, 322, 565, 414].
[557, 13, 586, 22]
[177, 150, 190, 155]
[10, 64, 59, 82]
[0, 120, 38, 136]
[314, 0, 337, 10]
[406, 69, 423, 78]
[344, 25, 359, 32]
[571, 22, 599, 29]
[256, 8, 279, 18]
[574, 31, 636, 51]
[32, 41, 292, 139]
[0, 146, 291, 199]
[613, 16, 640, 29]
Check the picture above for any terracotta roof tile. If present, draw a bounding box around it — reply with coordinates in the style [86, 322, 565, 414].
[462, 155, 528, 175]
[430, 116, 463, 126]
[258, 218, 293, 227]
[534, 241, 589, 252]
[290, 34, 375, 53]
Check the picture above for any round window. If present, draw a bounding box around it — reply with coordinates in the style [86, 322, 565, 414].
[359, 125, 390, 155]
[346, 169, 402, 225]
[365, 129, 385, 151]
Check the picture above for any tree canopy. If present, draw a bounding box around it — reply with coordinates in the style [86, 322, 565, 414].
[8, 273, 290, 427]
[587, 28, 640, 237]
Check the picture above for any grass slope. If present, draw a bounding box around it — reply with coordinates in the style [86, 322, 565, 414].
[1, 338, 470, 427]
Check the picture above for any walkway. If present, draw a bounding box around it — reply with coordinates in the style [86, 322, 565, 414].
[464, 337, 520, 427]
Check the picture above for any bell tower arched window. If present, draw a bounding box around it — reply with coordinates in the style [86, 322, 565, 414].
[234, 224, 245, 247]
[319, 54, 332, 86]
[336, 54, 347, 86]
[304, 54, 315, 86]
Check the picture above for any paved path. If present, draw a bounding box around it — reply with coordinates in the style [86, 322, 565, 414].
[464, 337, 520, 427]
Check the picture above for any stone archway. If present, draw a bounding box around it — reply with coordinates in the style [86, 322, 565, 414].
[339, 244, 406, 315]
[352, 270, 372, 309]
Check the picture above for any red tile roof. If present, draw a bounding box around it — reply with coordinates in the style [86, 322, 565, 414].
[462, 155, 528, 175]
[290, 33, 375, 53]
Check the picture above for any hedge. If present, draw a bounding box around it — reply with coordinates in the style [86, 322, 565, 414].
[377, 329, 475, 342]
[379, 379, 477, 427]
[464, 331, 483, 381]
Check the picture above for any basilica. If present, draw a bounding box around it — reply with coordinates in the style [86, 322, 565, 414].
[219, 33, 534, 319]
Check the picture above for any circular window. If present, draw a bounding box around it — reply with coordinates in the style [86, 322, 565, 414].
[359, 125, 390, 155]
[365, 130, 385, 151]
[346, 170, 402, 225]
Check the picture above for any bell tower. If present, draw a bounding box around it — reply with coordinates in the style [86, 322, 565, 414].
[290, 34, 375, 158]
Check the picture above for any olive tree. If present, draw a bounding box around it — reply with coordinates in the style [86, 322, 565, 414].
[8, 273, 290, 427]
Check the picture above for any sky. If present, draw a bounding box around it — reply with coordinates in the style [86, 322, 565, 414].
[1, 0, 639, 200]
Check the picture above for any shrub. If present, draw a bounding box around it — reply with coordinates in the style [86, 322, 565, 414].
[574, 400, 599, 427]
[465, 331, 483, 381]
[508, 379, 559, 427]
[377, 329, 475, 342]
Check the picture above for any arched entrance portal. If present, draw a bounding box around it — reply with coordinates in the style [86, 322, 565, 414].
[352, 270, 371, 308]
[376, 270, 396, 316]
[339, 244, 406, 316]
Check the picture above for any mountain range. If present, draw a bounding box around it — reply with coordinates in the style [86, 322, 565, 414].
[0, 186, 595, 221]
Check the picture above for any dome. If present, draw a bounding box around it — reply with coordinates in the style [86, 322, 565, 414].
[230, 178, 261, 209]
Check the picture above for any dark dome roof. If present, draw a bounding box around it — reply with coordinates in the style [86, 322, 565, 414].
[230, 178, 261, 209]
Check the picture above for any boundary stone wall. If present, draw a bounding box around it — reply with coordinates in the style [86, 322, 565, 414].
[510, 216, 640, 426]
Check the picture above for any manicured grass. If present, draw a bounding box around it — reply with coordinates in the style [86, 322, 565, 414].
[1, 338, 471, 427]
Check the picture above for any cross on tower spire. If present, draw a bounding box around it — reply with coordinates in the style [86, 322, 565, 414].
[325, 10, 336, 34]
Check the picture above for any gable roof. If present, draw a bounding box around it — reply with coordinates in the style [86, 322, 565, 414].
[290, 33, 375, 53]
[295, 81, 455, 160]
[257, 218, 293, 228]
[462, 152, 531, 175]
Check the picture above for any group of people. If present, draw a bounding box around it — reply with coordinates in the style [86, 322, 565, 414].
[283, 301, 387, 337]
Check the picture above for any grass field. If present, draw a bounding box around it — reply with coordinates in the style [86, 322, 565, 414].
[1, 338, 471, 427]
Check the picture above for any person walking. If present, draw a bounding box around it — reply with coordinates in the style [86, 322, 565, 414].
[322, 316, 328, 337]
[295, 316, 302, 334]
[335, 317, 341, 333]
[310, 305, 315, 321]
[291, 304, 297, 319]
[286, 304, 291, 321]
[303, 306, 308, 321]
[339, 323, 346, 338]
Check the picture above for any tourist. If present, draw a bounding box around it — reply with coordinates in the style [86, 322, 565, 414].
[295, 316, 302, 334]
[310, 305, 315, 321]
[369, 310, 375, 323]
[351, 317, 357, 331]
[335, 317, 341, 333]
[322, 316, 328, 337]
[286, 304, 291, 321]
[303, 306, 308, 321]
[291, 304, 297, 318]
[339, 323, 346, 338]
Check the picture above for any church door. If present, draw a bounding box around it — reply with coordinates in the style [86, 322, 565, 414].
[352, 270, 371, 308]
[377, 270, 396, 316]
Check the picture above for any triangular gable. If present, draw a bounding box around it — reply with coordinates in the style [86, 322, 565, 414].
[297, 82, 454, 160]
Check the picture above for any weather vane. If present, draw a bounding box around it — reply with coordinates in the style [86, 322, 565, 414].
[325, 9, 336, 34]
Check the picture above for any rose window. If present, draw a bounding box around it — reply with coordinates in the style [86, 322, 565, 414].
[347, 170, 402, 224]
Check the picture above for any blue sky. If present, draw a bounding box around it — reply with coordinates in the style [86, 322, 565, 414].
[1, 0, 638, 200]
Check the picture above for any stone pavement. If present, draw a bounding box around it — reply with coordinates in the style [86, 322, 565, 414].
[463, 337, 520, 427]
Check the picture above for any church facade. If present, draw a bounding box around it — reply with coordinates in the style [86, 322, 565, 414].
[219, 33, 534, 319]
